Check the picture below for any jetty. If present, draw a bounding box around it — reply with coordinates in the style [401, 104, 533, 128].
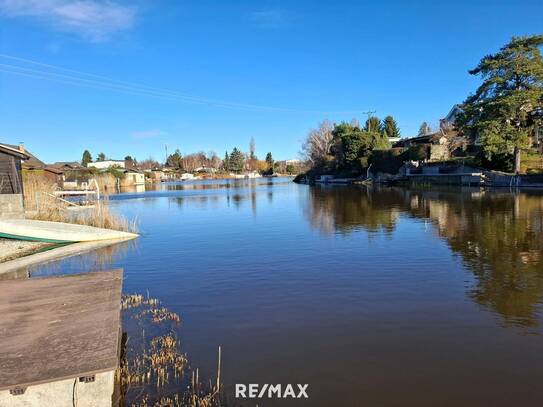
[0, 269, 123, 406]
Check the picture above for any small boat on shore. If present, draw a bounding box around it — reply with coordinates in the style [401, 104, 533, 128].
[0, 219, 138, 243]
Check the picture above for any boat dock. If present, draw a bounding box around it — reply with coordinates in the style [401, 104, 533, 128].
[0, 269, 123, 406]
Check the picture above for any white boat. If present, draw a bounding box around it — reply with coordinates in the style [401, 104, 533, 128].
[0, 219, 138, 243]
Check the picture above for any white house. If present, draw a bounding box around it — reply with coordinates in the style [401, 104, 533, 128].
[88, 160, 125, 170]
[285, 159, 301, 165]
[180, 173, 195, 180]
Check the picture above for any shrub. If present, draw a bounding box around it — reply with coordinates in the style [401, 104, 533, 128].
[369, 148, 404, 174]
[404, 145, 428, 161]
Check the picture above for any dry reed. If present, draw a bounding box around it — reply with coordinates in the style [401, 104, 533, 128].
[118, 293, 221, 407]
[22, 173, 137, 233]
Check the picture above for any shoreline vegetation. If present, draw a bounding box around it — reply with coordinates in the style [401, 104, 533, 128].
[76, 139, 305, 186]
[295, 35, 543, 184]
[23, 173, 138, 233]
[119, 293, 222, 407]
[0, 174, 139, 265]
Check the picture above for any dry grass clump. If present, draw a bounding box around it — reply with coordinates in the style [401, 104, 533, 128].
[122, 294, 160, 310]
[94, 172, 118, 194]
[139, 306, 181, 324]
[74, 199, 138, 233]
[119, 332, 187, 387]
[22, 173, 137, 233]
[118, 294, 221, 407]
[122, 294, 146, 309]
[122, 294, 174, 323]
[132, 393, 218, 407]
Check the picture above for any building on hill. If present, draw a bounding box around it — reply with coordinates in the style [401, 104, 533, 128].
[393, 129, 469, 162]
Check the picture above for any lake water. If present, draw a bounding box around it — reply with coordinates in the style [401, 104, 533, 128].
[32, 178, 543, 406]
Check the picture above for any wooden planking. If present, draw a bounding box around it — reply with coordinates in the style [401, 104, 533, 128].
[0, 269, 123, 390]
[0, 152, 16, 194]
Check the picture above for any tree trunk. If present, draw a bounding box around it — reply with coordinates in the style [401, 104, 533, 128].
[514, 147, 521, 174]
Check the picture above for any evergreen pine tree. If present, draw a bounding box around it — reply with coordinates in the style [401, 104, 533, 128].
[229, 148, 245, 173]
[223, 151, 230, 171]
[458, 35, 543, 173]
[265, 152, 274, 170]
[382, 116, 401, 138]
[81, 150, 92, 167]
[364, 116, 382, 133]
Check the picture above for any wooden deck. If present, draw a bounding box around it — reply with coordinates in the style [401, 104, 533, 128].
[0, 269, 123, 391]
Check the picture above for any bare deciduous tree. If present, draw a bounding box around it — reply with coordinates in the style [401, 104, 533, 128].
[139, 157, 160, 170]
[302, 119, 334, 164]
[208, 151, 222, 169]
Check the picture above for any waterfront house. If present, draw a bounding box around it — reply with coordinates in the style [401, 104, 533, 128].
[393, 129, 466, 161]
[0, 143, 29, 218]
[149, 169, 165, 181]
[162, 167, 178, 180]
[119, 168, 145, 187]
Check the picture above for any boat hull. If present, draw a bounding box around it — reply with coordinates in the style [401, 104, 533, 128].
[0, 219, 138, 243]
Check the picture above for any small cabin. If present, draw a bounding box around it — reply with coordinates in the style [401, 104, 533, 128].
[119, 169, 145, 187]
[0, 143, 29, 194]
[0, 143, 29, 218]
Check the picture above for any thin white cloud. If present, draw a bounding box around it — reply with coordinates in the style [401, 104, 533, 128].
[131, 129, 165, 140]
[0, 0, 137, 41]
[248, 9, 287, 29]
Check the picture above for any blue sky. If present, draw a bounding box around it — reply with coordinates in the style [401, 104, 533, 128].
[0, 0, 542, 163]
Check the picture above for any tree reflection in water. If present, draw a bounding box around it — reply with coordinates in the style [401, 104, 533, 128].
[305, 185, 543, 327]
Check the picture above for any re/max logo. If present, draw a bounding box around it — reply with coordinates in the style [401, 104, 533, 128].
[235, 384, 309, 399]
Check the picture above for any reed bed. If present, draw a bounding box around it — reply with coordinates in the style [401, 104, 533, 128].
[22, 173, 137, 233]
[118, 294, 221, 407]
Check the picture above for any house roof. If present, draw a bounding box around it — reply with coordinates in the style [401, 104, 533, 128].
[121, 168, 143, 174]
[43, 165, 64, 175]
[52, 161, 83, 168]
[393, 129, 459, 147]
[0, 143, 30, 160]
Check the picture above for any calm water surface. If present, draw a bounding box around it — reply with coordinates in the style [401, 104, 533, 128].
[32, 178, 543, 406]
